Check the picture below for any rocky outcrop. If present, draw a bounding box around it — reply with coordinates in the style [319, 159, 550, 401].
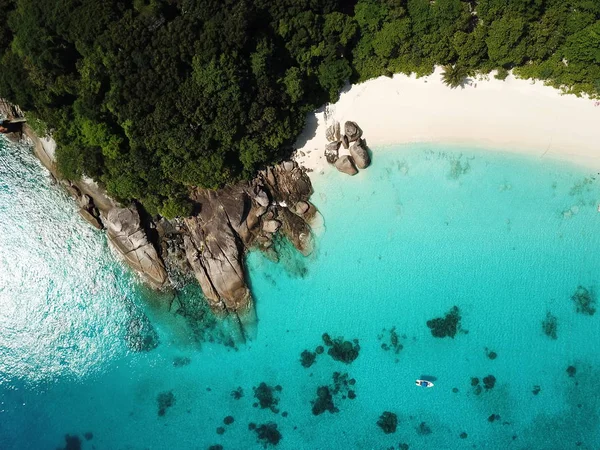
[323, 120, 371, 175]
[324, 141, 340, 164]
[2, 98, 317, 339]
[326, 122, 341, 142]
[182, 161, 315, 325]
[344, 121, 362, 142]
[105, 206, 169, 288]
[349, 139, 370, 169]
[334, 155, 358, 175]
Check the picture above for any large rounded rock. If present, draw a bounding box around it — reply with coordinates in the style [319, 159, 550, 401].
[294, 201, 310, 215]
[262, 219, 281, 233]
[325, 121, 341, 142]
[344, 121, 362, 142]
[349, 139, 370, 169]
[325, 141, 340, 164]
[334, 155, 358, 175]
[341, 134, 349, 149]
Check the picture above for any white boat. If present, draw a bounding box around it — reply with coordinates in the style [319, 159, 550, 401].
[415, 379, 434, 388]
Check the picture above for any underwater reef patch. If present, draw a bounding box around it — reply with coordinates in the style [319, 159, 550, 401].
[378, 327, 406, 359]
[223, 415, 234, 425]
[157, 390, 176, 416]
[300, 350, 317, 368]
[542, 312, 558, 339]
[470, 375, 496, 395]
[322, 333, 360, 364]
[426, 306, 462, 338]
[254, 422, 282, 447]
[485, 348, 497, 360]
[173, 356, 191, 367]
[231, 386, 244, 399]
[416, 422, 432, 436]
[253, 382, 282, 413]
[59, 434, 81, 450]
[571, 286, 596, 316]
[377, 411, 398, 434]
[310, 372, 356, 415]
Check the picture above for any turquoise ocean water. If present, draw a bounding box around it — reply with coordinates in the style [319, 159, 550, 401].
[1, 136, 599, 449]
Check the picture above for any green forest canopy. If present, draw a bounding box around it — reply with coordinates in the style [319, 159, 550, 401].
[1, 0, 599, 218]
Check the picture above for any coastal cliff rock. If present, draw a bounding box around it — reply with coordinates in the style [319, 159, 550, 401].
[2, 98, 317, 338]
[349, 139, 370, 169]
[182, 161, 315, 326]
[105, 206, 169, 288]
[334, 155, 358, 175]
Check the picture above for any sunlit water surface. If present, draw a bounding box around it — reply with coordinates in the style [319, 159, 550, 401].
[1, 137, 599, 449]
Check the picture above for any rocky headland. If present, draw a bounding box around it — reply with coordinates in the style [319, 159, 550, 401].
[1, 99, 316, 339]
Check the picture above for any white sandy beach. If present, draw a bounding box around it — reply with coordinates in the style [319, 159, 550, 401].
[295, 67, 600, 176]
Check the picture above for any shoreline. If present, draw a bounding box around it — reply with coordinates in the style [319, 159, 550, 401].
[294, 67, 600, 178]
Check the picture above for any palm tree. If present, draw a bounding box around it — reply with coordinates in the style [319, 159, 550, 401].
[441, 65, 470, 89]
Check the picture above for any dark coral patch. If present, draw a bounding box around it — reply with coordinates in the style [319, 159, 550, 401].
[83, 432, 93, 441]
[426, 306, 461, 338]
[173, 356, 191, 367]
[254, 422, 282, 447]
[483, 375, 496, 390]
[61, 434, 81, 450]
[231, 387, 244, 399]
[416, 422, 432, 435]
[311, 386, 337, 415]
[223, 415, 234, 425]
[326, 337, 360, 364]
[253, 382, 281, 412]
[567, 365, 577, 377]
[542, 312, 558, 339]
[377, 411, 398, 434]
[571, 286, 596, 315]
[157, 391, 176, 417]
[216, 427, 225, 435]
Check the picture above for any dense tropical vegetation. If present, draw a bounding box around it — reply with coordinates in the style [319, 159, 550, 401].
[0, 0, 599, 217]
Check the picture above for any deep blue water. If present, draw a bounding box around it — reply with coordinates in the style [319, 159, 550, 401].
[1, 137, 599, 449]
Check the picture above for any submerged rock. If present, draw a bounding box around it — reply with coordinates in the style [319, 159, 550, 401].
[254, 422, 282, 447]
[567, 365, 577, 377]
[377, 411, 398, 434]
[426, 306, 461, 338]
[124, 303, 159, 352]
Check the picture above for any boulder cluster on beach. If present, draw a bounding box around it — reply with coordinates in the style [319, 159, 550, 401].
[325, 120, 371, 175]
